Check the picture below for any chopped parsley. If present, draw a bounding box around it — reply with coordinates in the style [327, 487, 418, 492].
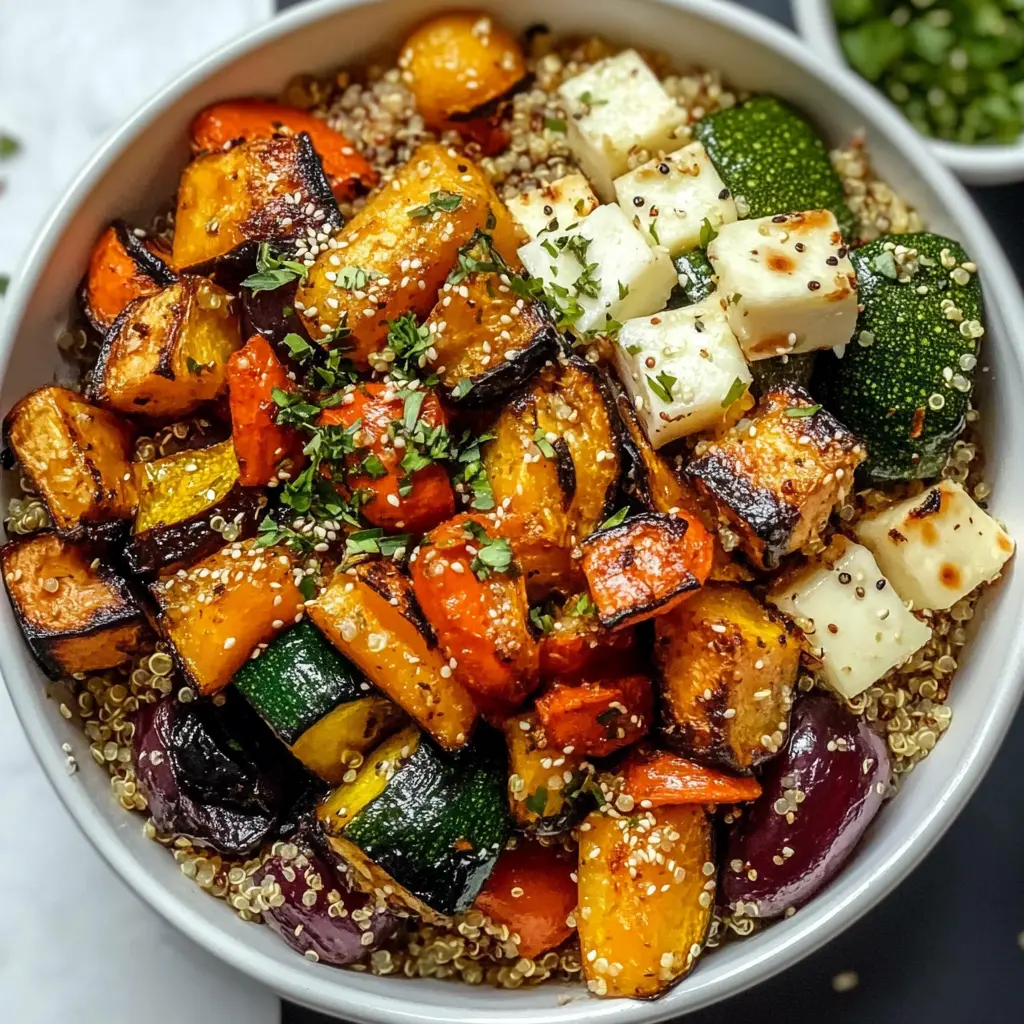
[451, 430, 495, 511]
[335, 265, 382, 290]
[544, 116, 567, 133]
[529, 604, 556, 634]
[383, 313, 435, 384]
[186, 357, 213, 376]
[409, 189, 463, 219]
[297, 575, 318, 602]
[599, 507, 629, 531]
[533, 428, 556, 458]
[646, 371, 677, 403]
[241, 242, 309, 293]
[648, 213, 661, 246]
[463, 521, 514, 580]
[699, 217, 719, 248]
[784, 404, 822, 418]
[577, 91, 608, 107]
[447, 230, 504, 286]
[523, 786, 549, 816]
[452, 378, 474, 400]
[282, 332, 315, 361]
[568, 592, 598, 618]
[345, 528, 411, 560]
[720, 376, 747, 408]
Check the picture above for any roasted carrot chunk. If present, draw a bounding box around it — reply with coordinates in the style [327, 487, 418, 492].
[475, 841, 577, 959]
[581, 512, 701, 631]
[537, 593, 636, 681]
[412, 513, 539, 705]
[227, 335, 305, 487]
[319, 383, 454, 534]
[190, 99, 377, 200]
[535, 675, 654, 758]
[621, 749, 762, 807]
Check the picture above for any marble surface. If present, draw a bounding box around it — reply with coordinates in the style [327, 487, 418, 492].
[0, 3, 280, 1022]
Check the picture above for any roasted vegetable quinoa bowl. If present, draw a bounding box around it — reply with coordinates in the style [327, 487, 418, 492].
[3, 1, 1024, 1020]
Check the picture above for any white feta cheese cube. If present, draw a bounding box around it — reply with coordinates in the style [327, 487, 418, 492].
[558, 50, 686, 202]
[518, 204, 677, 335]
[613, 142, 738, 256]
[613, 299, 751, 447]
[506, 173, 600, 241]
[855, 480, 1014, 610]
[768, 537, 932, 699]
[707, 209, 859, 361]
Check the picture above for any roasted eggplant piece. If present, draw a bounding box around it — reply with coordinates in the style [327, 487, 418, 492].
[90, 277, 242, 419]
[172, 133, 341, 271]
[3, 386, 136, 540]
[1, 532, 149, 678]
[126, 439, 265, 574]
[79, 221, 176, 334]
[721, 692, 891, 919]
[239, 279, 310, 351]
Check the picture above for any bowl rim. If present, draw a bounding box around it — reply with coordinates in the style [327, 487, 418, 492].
[789, 0, 1024, 185]
[3, 0, 1024, 1021]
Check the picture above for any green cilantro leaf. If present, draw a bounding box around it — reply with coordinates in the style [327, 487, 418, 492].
[699, 217, 719, 248]
[241, 242, 309, 293]
[409, 189, 463, 219]
[599, 507, 629, 531]
[282, 332, 315, 361]
[646, 371, 676, 403]
[463, 521, 514, 580]
[720, 376, 747, 408]
[784, 404, 823, 418]
[335, 265, 382, 290]
[524, 786, 549, 816]
[452, 378, 474, 400]
[533, 428, 556, 459]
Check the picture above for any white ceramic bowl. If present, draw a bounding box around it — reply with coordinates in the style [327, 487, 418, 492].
[791, 0, 1024, 185]
[2, 1, 1023, 1020]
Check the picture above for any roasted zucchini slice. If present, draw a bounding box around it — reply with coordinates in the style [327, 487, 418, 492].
[233, 621, 405, 784]
[172, 134, 341, 271]
[654, 583, 799, 772]
[309, 560, 478, 751]
[89, 278, 242, 419]
[318, 724, 509, 920]
[2, 532, 148, 678]
[126, 439, 264, 574]
[3, 386, 136, 541]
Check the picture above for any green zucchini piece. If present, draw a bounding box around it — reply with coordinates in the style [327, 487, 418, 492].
[695, 97, 854, 238]
[233, 621, 405, 784]
[815, 233, 982, 482]
[749, 352, 817, 399]
[672, 250, 717, 306]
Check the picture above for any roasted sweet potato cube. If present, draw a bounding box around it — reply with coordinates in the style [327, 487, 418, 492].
[537, 593, 635, 680]
[3, 386, 136, 540]
[172, 134, 340, 270]
[577, 805, 714, 998]
[2, 532, 149, 678]
[687, 386, 865, 569]
[89, 278, 243, 419]
[150, 540, 306, 695]
[294, 142, 523, 367]
[654, 583, 798, 772]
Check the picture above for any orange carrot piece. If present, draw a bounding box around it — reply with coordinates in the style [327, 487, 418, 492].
[622, 750, 762, 807]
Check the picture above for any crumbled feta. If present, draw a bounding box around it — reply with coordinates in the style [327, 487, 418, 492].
[558, 50, 686, 202]
[518, 204, 677, 335]
[506, 173, 600, 241]
[613, 298, 751, 447]
[707, 209, 859, 361]
[855, 480, 1014, 610]
[613, 142, 737, 256]
[768, 537, 932, 699]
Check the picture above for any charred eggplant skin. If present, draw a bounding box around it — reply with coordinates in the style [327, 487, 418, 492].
[721, 692, 890, 918]
[447, 322, 559, 408]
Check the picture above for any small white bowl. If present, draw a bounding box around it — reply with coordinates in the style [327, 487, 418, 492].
[791, 0, 1024, 185]
[2, 1, 1024, 1021]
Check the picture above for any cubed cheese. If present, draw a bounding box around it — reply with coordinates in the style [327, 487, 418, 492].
[506, 173, 600, 240]
[558, 50, 686, 201]
[707, 209, 859, 361]
[768, 537, 932, 699]
[855, 480, 1015, 610]
[613, 298, 751, 447]
[518, 204, 677, 335]
[613, 142, 738, 256]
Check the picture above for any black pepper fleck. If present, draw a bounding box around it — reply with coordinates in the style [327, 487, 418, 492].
[808, 280, 821, 291]
[838, 572, 852, 585]
[633, 195, 645, 207]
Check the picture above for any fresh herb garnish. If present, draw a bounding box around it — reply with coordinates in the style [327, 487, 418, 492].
[186, 357, 212, 376]
[463, 521, 514, 580]
[451, 430, 495, 511]
[648, 213, 661, 246]
[646, 371, 676, 403]
[599, 507, 629, 531]
[544, 116, 567, 133]
[699, 217, 719, 248]
[533, 428, 556, 458]
[529, 604, 556, 634]
[524, 786, 549, 816]
[282, 332, 315, 361]
[569, 592, 598, 618]
[409, 189, 463, 219]
[452, 378, 474, 399]
[784, 405, 822, 418]
[383, 313, 434, 384]
[577, 91, 608, 107]
[624, 342, 642, 355]
[297, 575, 318, 602]
[335, 265, 382, 290]
[241, 242, 309, 293]
[721, 376, 747, 408]
[345, 528, 411, 561]
[447, 230, 503, 285]
[0, 135, 19, 160]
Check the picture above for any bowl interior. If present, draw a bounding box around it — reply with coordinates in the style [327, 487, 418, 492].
[3, 1, 1024, 1021]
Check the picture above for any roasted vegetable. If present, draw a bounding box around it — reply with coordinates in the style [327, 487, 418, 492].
[483, 359, 621, 599]
[577, 805, 714, 998]
[189, 99, 376, 200]
[537, 593, 635, 680]
[150, 540, 306, 695]
[309, 560, 477, 751]
[474, 840, 577, 958]
[319, 724, 509, 919]
[673, 250, 716, 306]
[3, 386, 136, 540]
[126, 439, 264, 574]
[721, 692, 890, 918]
[536, 675, 654, 758]
[79, 221, 176, 334]
[227, 335, 305, 487]
[749, 352, 816, 399]
[581, 513, 701, 631]
[233, 621, 405, 785]
[295, 142, 523, 367]
[654, 583, 798, 773]
[239, 279, 309, 350]
[621, 748, 762, 807]
[687, 386, 866, 569]
[1, 532, 148, 678]
[90, 277, 242, 419]
[172, 134, 341, 271]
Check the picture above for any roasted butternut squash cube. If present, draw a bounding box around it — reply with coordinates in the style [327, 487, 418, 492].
[654, 583, 799, 772]
[537, 592, 635, 680]
[2, 532, 148, 678]
[687, 386, 865, 569]
[295, 142, 523, 367]
[3, 386, 136, 540]
[89, 278, 242, 419]
[172, 134, 340, 270]
[150, 540, 306, 695]
[577, 805, 714, 998]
